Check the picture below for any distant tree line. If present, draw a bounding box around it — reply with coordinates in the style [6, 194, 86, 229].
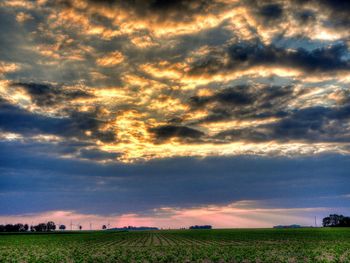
[189, 225, 212, 229]
[0, 221, 58, 232]
[323, 214, 350, 227]
[0, 223, 29, 232]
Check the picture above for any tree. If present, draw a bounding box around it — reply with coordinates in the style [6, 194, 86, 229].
[323, 214, 350, 227]
[102, 225, 107, 230]
[59, 225, 66, 230]
[322, 216, 331, 227]
[47, 221, 56, 231]
[0, 221, 58, 232]
[79, 225, 82, 230]
[0, 224, 24, 232]
[340, 217, 350, 226]
[34, 223, 47, 232]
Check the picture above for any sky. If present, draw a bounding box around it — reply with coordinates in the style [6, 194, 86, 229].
[0, 0, 350, 229]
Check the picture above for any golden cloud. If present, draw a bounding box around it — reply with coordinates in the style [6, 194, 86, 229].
[96, 51, 125, 67]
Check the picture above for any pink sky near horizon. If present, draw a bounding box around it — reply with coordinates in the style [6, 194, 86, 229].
[0, 202, 337, 230]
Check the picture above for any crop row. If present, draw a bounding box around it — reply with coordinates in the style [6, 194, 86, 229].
[1, 228, 350, 262]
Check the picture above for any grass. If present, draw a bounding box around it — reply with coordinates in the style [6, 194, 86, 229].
[0, 228, 350, 262]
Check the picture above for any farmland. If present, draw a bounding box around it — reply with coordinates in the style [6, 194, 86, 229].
[1, 228, 350, 262]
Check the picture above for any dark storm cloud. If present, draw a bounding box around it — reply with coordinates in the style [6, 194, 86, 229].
[147, 0, 209, 12]
[188, 83, 349, 144]
[190, 85, 296, 124]
[315, 0, 350, 27]
[149, 125, 204, 141]
[270, 105, 350, 142]
[294, 9, 316, 23]
[11, 82, 93, 107]
[259, 4, 283, 20]
[248, 0, 349, 29]
[1, 139, 350, 215]
[189, 41, 350, 75]
[86, 0, 217, 20]
[65, 110, 116, 143]
[89, 0, 342, 32]
[241, 1, 286, 30]
[318, 0, 350, 10]
[0, 98, 115, 143]
[190, 85, 254, 107]
[215, 105, 350, 143]
[0, 98, 69, 135]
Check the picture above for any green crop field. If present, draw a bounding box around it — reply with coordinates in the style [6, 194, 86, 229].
[1, 228, 350, 262]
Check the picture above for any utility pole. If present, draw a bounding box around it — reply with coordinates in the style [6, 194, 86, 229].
[314, 216, 317, 227]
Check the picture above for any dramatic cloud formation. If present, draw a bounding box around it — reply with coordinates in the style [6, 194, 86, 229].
[0, 0, 349, 226]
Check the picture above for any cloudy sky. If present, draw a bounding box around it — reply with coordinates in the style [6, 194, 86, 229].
[0, 0, 350, 229]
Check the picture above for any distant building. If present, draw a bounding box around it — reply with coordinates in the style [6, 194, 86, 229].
[189, 225, 212, 229]
[273, 224, 301, 229]
[108, 226, 159, 231]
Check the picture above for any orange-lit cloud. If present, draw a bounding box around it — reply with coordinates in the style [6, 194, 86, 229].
[0, 0, 349, 164]
[96, 51, 125, 67]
